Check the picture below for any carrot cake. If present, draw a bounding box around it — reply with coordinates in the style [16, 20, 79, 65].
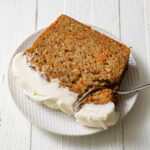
[12, 15, 130, 129]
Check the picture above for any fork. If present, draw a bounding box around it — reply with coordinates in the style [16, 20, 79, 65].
[75, 83, 150, 112]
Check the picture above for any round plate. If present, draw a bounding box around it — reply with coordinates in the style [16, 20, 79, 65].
[8, 25, 139, 136]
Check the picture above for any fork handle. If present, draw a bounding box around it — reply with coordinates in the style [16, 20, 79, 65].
[116, 83, 150, 94]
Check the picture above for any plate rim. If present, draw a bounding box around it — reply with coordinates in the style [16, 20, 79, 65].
[7, 26, 139, 136]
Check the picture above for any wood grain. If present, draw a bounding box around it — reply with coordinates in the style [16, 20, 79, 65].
[31, 126, 61, 150]
[120, 0, 150, 149]
[0, 1, 36, 150]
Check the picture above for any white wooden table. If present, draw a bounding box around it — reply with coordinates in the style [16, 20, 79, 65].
[0, 0, 150, 149]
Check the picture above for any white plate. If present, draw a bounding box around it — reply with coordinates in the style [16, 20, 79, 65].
[8, 26, 139, 136]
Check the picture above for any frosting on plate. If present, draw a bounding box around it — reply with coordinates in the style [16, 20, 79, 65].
[12, 52, 78, 115]
[75, 102, 120, 129]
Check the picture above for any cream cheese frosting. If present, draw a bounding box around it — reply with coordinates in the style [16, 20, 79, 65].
[75, 102, 120, 129]
[12, 52, 78, 115]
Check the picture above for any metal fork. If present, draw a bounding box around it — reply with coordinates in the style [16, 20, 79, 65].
[75, 83, 150, 112]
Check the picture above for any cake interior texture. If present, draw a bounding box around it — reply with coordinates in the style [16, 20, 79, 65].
[24, 14, 130, 104]
[83, 89, 119, 105]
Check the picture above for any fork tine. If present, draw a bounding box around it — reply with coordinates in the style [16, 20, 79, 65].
[75, 87, 100, 112]
[75, 88, 94, 105]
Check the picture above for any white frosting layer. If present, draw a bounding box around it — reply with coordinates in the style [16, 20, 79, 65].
[75, 102, 120, 129]
[12, 52, 78, 115]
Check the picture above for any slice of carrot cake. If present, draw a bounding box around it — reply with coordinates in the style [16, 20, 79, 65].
[12, 15, 130, 128]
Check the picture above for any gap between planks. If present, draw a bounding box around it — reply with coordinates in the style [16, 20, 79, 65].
[30, 0, 38, 149]
[118, 0, 125, 150]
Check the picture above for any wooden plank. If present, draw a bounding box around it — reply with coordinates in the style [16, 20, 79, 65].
[63, 0, 92, 24]
[90, 0, 120, 37]
[91, 0, 122, 149]
[62, 136, 92, 150]
[31, 126, 62, 150]
[144, 0, 150, 74]
[93, 123, 122, 150]
[30, 0, 63, 149]
[120, 0, 150, 149]
[62, 1, 93, 150]
[0, 0, 36, 150]
[37, 0, 65, 29]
